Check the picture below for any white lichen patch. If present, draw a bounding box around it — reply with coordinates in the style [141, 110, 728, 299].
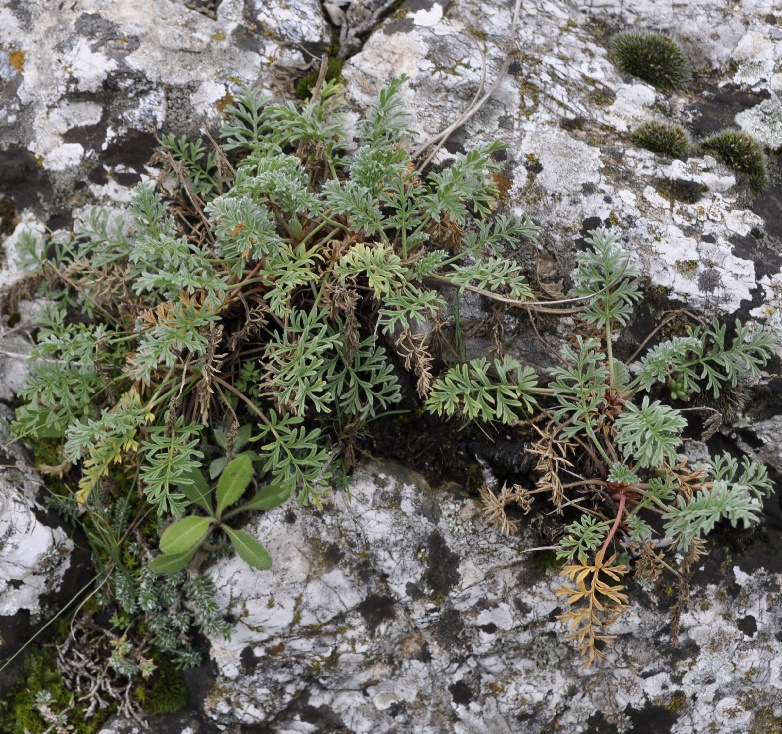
[250, 0, 327, 44]
[0, 411, 73, 617]
[735, 93, 782, 149]
[64, 39, 118, 93]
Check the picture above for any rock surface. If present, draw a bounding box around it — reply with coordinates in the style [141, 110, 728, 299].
[200, 462, 782, 734]
[0, 0, 780, 732]
[0, 404, 77, 691]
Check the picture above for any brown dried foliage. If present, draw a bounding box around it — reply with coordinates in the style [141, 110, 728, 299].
[554, 550, 629, 667]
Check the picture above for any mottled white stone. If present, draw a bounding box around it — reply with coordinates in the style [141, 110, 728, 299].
[735, 94, 782, 148]
[0, 410, 73, 618]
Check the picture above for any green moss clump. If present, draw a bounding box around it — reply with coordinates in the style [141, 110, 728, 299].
[0, 648, 112, 734]
[295, 57, 344, 100]
[630, 121, 690, 158]
[609, 32, 691, 92]
[702, 130, 769, 194]
[143, 656, 188, 715]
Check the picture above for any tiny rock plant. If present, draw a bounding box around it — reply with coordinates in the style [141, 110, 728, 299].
[630, 121, 690, 159]
[609, 31, 691, 93]
[4, 75, 542, 724]
[429, 229, 774, 665]
[702, 130, 769, 194]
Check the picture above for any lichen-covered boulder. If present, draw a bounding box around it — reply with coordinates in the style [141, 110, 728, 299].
[0, 0, 328, 220]
[201, 461, 782, 733]
[0, 405, 76, 690]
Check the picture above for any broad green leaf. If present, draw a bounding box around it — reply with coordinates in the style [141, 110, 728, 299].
[216, 453, 254, 516]
[239, 482, 293, 512]
[214, 428, 227, 449]
[209, 456, 227, 480]
[160, 516, 212, 555]
[235, 424, 254, 451]
[225, 526, 273, 570]
[149, 547, 198, 574]
[178, 465, 213, 514]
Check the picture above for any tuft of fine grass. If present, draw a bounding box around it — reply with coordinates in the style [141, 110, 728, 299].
[630, 121, 690, 159]
[609, 32, 691, 93]
[702, 130, 769, 194]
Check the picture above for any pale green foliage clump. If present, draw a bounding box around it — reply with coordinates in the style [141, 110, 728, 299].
[7, 70, 775, 680]
[429, 228, 774, 664]
[5, 75, 541, 717]
[11, 74, 538, 587]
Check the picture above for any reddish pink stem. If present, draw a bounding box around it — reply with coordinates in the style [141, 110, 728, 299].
[600, 491, 626, 557]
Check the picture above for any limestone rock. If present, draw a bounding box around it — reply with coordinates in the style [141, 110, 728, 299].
[0, 0, 327, 221]
[201, 462, 782, 733]
[0, 405, 76, 692]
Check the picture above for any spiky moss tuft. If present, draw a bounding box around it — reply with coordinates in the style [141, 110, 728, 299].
[702, 130, 769, 194]
[630, 121, 690, 159]
[295, 57, 344, 100]
[609, 32, 691, 93]
[142, 656, 188, 715]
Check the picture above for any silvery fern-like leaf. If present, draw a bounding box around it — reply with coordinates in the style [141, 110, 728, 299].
[263, 308, 340, 416]
[572, 229, 641, 329]
[333, 243, 408, 298]
[356, 74, 411, 148]
[426, 355, 538, 423]
[350, 145, 410, 195]
[326, 337, 402, 419]
[422, 142, 505, 224]
[234, 156, 322, 217]
[139, 416, 204, 516]
[447, 256, 533, 300]
[323, 179, 385, 236]
[205, 193, 284, 271]
[549, 338, 609, 435]
[633, 335, 703, 391]
[663, 479, 762, 545]
[556, 515, 611, 563]
[377, 284, 446, 334]
[129, 183, 173, 240]
[254, 411, 333, 505]
[470, 213, 540, 257]
[220, 86, 273, 151]
[615, 396, 686, 468]
[414, 250, 450, 278]
[709, 452, 773, 500]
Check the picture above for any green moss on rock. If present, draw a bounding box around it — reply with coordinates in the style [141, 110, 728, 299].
[630, 121, 690, 159]
[143, 656, 187, 715]
[702, 130, 769, 194]
[295, 58, 344, 100]
[0, 648, 113, 734]
[609, 32, 691, 93]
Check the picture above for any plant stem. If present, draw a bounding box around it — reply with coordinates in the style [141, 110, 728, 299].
[600, 490, 626, 556]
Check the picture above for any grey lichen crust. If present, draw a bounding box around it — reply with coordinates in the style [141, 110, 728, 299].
[0, 405, 73, 618]
[201, 462, 782, 733]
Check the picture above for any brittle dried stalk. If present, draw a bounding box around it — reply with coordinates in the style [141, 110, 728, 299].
[528, 420, 574, 513]
[395, 329, 434, 398]
[478, 482, 533, 535]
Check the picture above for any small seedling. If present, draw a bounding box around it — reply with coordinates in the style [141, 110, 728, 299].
[152, 454, 290, 573]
